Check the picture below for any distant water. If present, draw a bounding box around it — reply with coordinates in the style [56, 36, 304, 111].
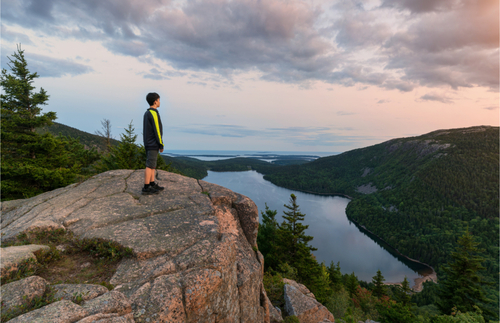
[163, 149, 337, 161]
[203, 170, 431, 286]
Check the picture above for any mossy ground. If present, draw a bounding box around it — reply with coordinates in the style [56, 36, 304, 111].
[2, 228, 132, 322]
[3, 228, 132, 286]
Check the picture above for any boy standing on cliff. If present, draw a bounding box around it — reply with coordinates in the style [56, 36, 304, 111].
[142, 92, 165, 195]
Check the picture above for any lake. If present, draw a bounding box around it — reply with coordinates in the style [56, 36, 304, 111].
[203, 170, 432, 287]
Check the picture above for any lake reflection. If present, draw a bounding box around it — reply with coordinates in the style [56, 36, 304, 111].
[203, 170, 426, 286]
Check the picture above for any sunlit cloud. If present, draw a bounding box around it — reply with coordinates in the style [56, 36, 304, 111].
[419, 93, 454, 104]
[2, 0, 497, 90]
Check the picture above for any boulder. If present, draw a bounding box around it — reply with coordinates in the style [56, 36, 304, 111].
[81, 290, 132, 316]
[283, 278, 316, 299]
[0, 276, 48, 312]
[284, 279, 334, 323]
[266, 293, 284, 322]
[76, 313, 135, 323]
[1, 170, 269, 322]
[7, 300, 87, 323]
[24, 220, 65, 233]
[1, 244, 50, 278]
[52, 284, 109, 302]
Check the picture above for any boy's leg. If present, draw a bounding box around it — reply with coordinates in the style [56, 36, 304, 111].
[149, 168, 155, 183]
[145, 167, 154, 185]
[149, 151, 165, 190]
[143, 150, 159, 194]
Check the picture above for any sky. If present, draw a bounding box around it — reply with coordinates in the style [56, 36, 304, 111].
[1, 0, 498, 153]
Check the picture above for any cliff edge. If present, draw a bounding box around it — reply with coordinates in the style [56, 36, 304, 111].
[1, 170, 270, 322]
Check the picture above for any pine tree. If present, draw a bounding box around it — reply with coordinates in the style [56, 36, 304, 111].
[276, 194, 331, 303]
[436, 228, 495, 318]
[94, 121, 173, 173]
[1, 45, 53, 158]
[399, 276, 412, 306]
[279, 193, 317, 260]
[327, 261, 343, 291]
[345, 272, 359, 297]
[371, 269, 387, 299]
[1, 45, 99, 200]
[256, 204, 280, 270]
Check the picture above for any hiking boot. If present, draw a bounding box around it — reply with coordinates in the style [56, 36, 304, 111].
[142, 186, 159, 195]
[151, 182, 165, 191]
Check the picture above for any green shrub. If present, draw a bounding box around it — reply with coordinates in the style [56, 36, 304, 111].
[283, 316, 300, 323]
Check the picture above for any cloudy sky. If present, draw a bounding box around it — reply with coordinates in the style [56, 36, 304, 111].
[2, 0, 498, 153]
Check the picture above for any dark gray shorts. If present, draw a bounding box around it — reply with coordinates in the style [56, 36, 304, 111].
[146, 150, 158, 169]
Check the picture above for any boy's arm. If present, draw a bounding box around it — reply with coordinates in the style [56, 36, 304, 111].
[149, 110, 164, 149]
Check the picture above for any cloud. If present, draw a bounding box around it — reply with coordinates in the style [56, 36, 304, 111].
[2, 0, 498, 91]
[1, 25, 34, 45]
[140, 68, 187, 80]
[143, 73, 167, 81]
[176, 124, 260, 138]
[383, 0, 499, 90]
[28, 53, 94, 78]
[337, 111, 355, 116]
[484, 106, 499, 110]
[173, 124, 375, 147]
[1, 45, 93, 77]
[381, 0, 461, 13]
[419, 93, 453, 104]
[333, 5, 392, 49]
[186, 81, 207, 87]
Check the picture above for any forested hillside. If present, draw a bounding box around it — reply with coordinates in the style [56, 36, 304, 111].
[37, 122, 120, 152]
[259, 126, 499, 313]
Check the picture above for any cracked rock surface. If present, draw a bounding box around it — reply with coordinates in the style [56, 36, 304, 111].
[1, 170, 271, 322]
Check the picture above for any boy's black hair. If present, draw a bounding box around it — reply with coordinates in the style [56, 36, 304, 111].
[146, 92, 160, 106]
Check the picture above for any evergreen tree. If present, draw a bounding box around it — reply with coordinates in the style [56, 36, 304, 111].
[94, 121, 173, 173]
[256, 204, 280, 270]
[279, 193, 317, 261]
[372, 269, 387, 299]
[277, 194, 317, 277]
[376, 301, 415, 323]
[345, 272, 359, 297]
[436, 228, 495, 318]
[327, 261, 343, 291]
[1, 45, 99, 200]
[399, 276, 412, 306]
[272, 194, 331, 303]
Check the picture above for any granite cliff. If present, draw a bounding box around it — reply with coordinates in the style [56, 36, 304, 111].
[1, 170, 271, 322]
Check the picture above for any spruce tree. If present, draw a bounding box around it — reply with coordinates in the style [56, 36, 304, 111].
[94, 121, 173, 172]
[1, 45, 99, 200]
[279, 193, 317, 260]
[399, 276, 412, 306]
[372, 269, 387, 299]
[277, 194, 317, 279]
[256, 204, 280, 270]
[276, 194, 331, 303]
[436, 228, 495, 318]
[345, 272, 359, 297]
[327, 261, 343, 291]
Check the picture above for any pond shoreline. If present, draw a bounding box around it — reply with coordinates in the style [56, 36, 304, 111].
[261, 173, 439, 291]
[349, 217, 438, 292]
